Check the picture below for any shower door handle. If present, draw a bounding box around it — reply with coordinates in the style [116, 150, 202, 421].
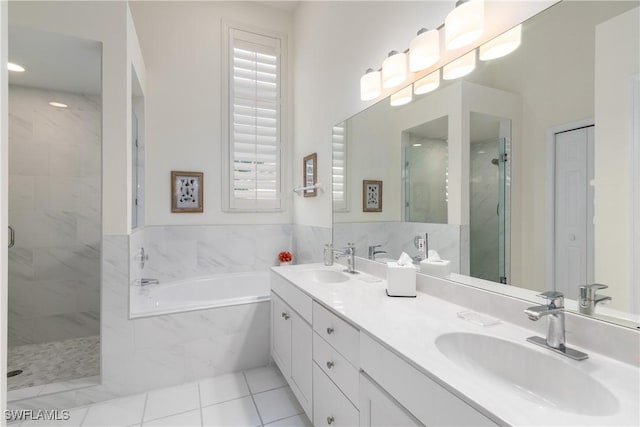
[8, 225, 15, 248]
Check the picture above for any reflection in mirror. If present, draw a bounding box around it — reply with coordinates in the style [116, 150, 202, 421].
[332, 122, 347, 212]
[469, 112, 510, 284]
[403, 116, 448, 224]
[332, 1, 640, 328]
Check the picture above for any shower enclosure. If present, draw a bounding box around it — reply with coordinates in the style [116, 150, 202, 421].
[6, 27, 102, 396]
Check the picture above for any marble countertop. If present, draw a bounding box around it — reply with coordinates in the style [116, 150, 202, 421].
[271, 263, 640, 427]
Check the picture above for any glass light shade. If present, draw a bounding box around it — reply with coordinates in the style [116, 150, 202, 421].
[442, 50, 476, 80]
[445, 0, 485, 51]
[479, 25, 522, 61]
[414, 70, 440, 95]
[409, 29, 440, 72]
[360, 69, 382, 101]
[382, 51, 408, 89]
[390, 85, 412, 107]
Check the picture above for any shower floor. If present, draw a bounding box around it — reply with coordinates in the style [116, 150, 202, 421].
[7, 335, 100, 392]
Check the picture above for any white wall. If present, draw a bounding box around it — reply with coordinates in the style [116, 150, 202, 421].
[1, 0, 9, 419]
[292, 1, 554, 228]
[594, 7, 640, 312]
[128, 1, 294, 226]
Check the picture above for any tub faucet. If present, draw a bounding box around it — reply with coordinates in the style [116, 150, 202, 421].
[578, 284, 611, 315]
[334, 243, 358, 274]
[368, 244, 387, 261]
[140, 278, 159, 287]
[524, 291, 588, 360]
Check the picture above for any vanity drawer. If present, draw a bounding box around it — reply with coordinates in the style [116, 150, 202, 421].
[313, 302, 359, 366]
[313, 332, 359, 406]
[360, 332, 497, 427]
[313, 363, 359, 427]
[271, 271, 312, 323]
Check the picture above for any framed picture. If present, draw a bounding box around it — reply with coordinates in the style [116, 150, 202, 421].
[171, 171, 203, 213]
[303, 153, 318, 197]
[363, 180, 382, 212]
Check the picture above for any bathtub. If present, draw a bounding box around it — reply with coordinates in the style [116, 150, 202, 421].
[130, 271, 270, 318]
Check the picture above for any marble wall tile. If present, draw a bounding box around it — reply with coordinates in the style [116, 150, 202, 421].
[292, 225, 332, 264]
[333, 221, 461, 273]
[8, 85, 101, 345]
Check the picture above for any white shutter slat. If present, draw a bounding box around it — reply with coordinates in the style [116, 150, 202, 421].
[332, 123, 347, 211]
[228, 28, 282, 210]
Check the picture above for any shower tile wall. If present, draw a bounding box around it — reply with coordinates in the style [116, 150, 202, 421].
[8, 85, 101, 346]
[333, 222, 462, 274]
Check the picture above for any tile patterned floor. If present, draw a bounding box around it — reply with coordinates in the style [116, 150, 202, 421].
[9, 365, 312, 427]
[8, 336, 100, 391]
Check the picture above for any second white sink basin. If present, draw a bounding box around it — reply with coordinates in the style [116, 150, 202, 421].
[435, 332, 619, 416]
[306, 269, 349, 284]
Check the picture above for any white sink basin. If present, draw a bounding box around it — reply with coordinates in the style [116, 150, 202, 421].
[435, 332, 619, 416]
[306, 269, 349, 284]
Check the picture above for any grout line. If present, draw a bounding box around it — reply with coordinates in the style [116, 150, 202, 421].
[140, 393, 149, 426]
[250, 384, 288, 397]
[243, 371, 265, 427]
[198, 382, 205, 427]
[78, 406, 90, 427]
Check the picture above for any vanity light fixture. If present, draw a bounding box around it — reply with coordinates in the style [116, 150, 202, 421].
[390, 85, 412, 107]
[382, 51, 408, 89]
[479, 25, 522, 61]
[414, 69, 440, 95]
[409, 28, 440, 72]
[360, 68, 382, 101]
[443, 50, 476, 80]
[48, 101, 68, 108]
[445, 0, 485, 51]
[8, 62, 25, 72]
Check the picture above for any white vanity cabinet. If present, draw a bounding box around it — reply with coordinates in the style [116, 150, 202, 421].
[270, 273, 313, 420]
[359, 372, 423, 427]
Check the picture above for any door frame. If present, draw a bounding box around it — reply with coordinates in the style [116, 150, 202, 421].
[544, 118, 594, 291]
[631, 74, 640, 312]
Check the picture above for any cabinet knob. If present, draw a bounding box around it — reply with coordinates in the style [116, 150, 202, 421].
[326, 361, 334, 369]
[326, 327, 334, 335]
[281, 312, 290, 320]
[327, 416, 335, 425]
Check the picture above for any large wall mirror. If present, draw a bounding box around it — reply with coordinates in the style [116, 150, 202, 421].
[332, 0, 640, 328]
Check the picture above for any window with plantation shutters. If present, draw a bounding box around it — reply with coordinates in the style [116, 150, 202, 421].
[223, 26, 284, 211]
[332, 122, 348, 212]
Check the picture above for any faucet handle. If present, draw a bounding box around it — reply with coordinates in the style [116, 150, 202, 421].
[582, 283, 608, 291]
[537, 291, 564, 307]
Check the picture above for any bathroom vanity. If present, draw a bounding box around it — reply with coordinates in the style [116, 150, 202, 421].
[270, 263, 639, 426]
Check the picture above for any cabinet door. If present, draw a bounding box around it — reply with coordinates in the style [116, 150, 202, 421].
[290, 311, 313, 420]
[271, 292, 292, 377]
[359, 373, 422, 427]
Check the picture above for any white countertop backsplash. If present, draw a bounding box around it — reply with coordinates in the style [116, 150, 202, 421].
[272, 260, 640, 426]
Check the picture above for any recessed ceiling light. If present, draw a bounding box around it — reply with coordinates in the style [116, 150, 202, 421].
[8, 62, 25, 72]
[49, 102, 68, 108]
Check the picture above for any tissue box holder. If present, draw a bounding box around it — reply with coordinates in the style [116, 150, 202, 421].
[420, 259, 451, 277]
[386, 262, 417, 297]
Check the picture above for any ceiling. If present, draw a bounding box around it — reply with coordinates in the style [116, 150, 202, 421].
[8, 26, 102, 96]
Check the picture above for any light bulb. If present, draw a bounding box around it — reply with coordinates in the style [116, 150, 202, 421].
[382, 51, 408, 89]
[360, 69, 381, 101]
[414, 70, 440, 95]
[390, 85, 412, 107]
[445, 0, 485, 51]
[479, 25, 522, 61]
[443, 50, 476, 80]
[409, 28, 440, 72]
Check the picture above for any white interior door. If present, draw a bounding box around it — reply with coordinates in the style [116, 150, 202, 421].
[554, 126, 595, 299]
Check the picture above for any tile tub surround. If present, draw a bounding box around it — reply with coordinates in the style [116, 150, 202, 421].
[129, 224, 294, 285]
[333, 221, 462, 272]
[292, 225, 332, 264]
[8, 85, 101, 346]
[103, 235, 271, 397]
[8, 365, 311, 427]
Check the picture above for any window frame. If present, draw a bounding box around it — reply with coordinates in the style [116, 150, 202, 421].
[221, 21, 288, 212]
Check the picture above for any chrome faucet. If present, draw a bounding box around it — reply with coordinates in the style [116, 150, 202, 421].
[139, 278, 159, 287]
[578, 283, 611, 315]
[368, 244, 387, 261]
[334, 243, 358, 274]
[524, 291, 588, 360]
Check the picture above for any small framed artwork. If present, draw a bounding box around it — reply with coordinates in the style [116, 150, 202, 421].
[363, 180, 382, 212]
[303, 153, 318, 197]
[171, 171, 203, 213]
